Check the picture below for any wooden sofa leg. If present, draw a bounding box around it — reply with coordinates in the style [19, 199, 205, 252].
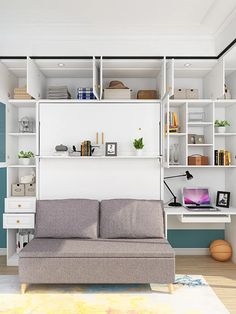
[168, 284, 174, 294]
[21, 283, 28, 294]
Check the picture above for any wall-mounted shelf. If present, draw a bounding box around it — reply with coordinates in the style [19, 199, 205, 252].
[214, 133, 236, 136]
[169, 165, 236, 168]
[38, 155, 162, 160]
[8, 100, 36, 108]
[8, 164, 36, 168]
[8, 133, 36, 136]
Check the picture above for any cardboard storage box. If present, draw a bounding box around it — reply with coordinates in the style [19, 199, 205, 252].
[186, 89, 198, 99]
[174, 88, 186, 99]
[188, 155, 208, 165]
[103, 89, 131, 99]
[12, 184, 25, 196]
[25, 183, 36, 196]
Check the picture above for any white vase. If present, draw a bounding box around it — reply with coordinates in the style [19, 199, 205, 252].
[19, 158, 31, 165]
[135, 149, 143, 156]
[216, 127, 226, 133]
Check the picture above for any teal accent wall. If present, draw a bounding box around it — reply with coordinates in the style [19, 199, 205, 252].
[0, 103, 5, 162]
[0, 168, 6, 248]
[168, 229, 225, 248]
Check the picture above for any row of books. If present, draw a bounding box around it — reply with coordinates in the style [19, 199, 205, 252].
[16, 229, 34, 254]
[168, 112, 179, 133]
[214, 150, 231, 166]
[81, 140, 92, 156]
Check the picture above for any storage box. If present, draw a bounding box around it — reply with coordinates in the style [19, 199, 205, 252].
[186, 89, 198, 99]
[188, 155, 209, 165]
[11, 184, 25, 197]
[174, 88, 186, 99]
[25, 183, 36, 196]
[103, 89, 131, 99]
[137, 90, 159, 99]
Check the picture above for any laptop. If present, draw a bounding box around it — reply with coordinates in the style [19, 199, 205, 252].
[182, 187, 220, 211]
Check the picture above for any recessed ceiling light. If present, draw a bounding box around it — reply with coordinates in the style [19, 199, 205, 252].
[184, 63, 191, 67]
[58, 63, 65, 67]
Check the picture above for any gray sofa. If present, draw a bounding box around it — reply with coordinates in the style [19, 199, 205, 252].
[19, 199, 175, 293]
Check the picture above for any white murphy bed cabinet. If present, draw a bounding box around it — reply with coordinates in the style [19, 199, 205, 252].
[1, 55, 236, 265]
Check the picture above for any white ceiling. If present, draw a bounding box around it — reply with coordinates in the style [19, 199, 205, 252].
[0, 0, 235, 37]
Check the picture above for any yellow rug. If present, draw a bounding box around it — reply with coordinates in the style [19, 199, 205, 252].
[0, 275, 229, 314]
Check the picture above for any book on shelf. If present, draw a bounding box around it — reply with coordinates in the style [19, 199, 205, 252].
[167, 112, 179, 133]
[81, 141, 91, 156]
[214, 150, 231, 166]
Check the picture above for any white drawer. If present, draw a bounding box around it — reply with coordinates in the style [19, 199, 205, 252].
[3, 214, 35, 229]
[5, 198, 36, 213]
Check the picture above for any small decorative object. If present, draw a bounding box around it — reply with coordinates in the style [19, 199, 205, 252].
[188, 134, 196, 144]
[188, 112, 205, 122]
[188, 154, 208, 165]
[11, 184, 25, 197]
[137, 90, 159, 99]
[216, 191, 230, 208]
[186, 88, 198, 99]
[133, 138, 144, 156]
[195, 135, 205, 144]
[20, 172, 35, 184]
[224, 84, 231, 99]
[215, 120, 230, 133]
[210, 239, 232, 262]
[18, 151, 34, 165]
[18, 116, 34, 133]
[55, 144, 68, 152]
[174, 88, 186, 99]
[173, 143, 179, 164]
[25, 183, 36, 196]
[105, 142, 117, 157]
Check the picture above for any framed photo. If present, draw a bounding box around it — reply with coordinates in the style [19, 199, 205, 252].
[216, 191, 230, 208]
[105, 142, 117, 156]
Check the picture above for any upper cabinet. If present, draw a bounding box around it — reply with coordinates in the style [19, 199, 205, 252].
[100, 58, 165, 100]
[224, 45, 236, 99]
[166, 58, 225, 100]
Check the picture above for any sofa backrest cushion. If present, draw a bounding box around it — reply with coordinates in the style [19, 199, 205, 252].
[35, 199, 99, 238]
[100, 199, 164, 238]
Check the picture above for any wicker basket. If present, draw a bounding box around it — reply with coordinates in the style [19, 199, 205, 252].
[137, 90, 158, 99]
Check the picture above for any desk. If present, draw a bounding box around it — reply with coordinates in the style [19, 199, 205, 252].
[164, 206, 236, 263]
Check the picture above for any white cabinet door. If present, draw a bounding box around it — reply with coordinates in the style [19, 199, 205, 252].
[166, 59, 174, 97]
[93, 56, 100, 100]
[0, 61, 17, 102]
[203, 58, 224, 99]
[27, 57, 45, 99]
[100, 56, 103, 100]
[162, 93, 169, 168]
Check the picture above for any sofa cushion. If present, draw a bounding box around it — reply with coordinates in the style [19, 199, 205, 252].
[35, 199, 99, 238]
[19, 238, 174, 258]
[100, 199, 164, 238]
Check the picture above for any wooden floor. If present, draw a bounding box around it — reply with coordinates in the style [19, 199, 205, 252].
[0, 255, 236, 313]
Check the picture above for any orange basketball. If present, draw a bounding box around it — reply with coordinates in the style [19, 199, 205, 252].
[209, 240, 232, 262]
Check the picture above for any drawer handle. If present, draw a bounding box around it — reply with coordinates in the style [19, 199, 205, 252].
[18, 204, 21, 208]
[16, 220, 20, 224]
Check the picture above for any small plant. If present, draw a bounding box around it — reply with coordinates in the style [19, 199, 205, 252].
[215, 120, 230, 127]
[18, 151, 34, 159]
[133, 138, 144, 150]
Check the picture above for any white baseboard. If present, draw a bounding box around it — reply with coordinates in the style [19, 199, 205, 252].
[174, 248, 210, 255]
[0, 248, 7, 256]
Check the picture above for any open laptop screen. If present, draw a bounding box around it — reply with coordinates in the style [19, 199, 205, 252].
[183, 188, 211, 205]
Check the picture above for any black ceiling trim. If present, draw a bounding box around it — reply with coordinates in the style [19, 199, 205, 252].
[217, 38, 236, 59]
[0, 56, 27, 59]
[102, 56, 164, 59]
[166, 56, 217, 60]
[30, 56, 93, 59]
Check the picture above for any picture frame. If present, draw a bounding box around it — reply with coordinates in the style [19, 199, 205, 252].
[105, 142, 117, 156]
[216, 191, 230, 208]
[195, 135, 205, 144]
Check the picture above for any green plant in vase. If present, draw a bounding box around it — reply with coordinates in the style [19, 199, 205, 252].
[215, 120, 230, 133]
[133, 138, 144, 156]
[18, 151, 34, 165]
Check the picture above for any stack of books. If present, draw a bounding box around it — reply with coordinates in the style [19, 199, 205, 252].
[77, 87, 96, 100]
[47, 86, 71, 99]
[16, 229, 34, 254]
[214, 150, 231, 166]
[14, 87, 33, 99]
[168, 112, 179, 133]
[81, 141, 92, 156]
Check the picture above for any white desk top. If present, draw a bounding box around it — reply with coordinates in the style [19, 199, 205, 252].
[164, 206, 236, 215]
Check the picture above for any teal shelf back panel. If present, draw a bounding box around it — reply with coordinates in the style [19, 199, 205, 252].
[168, 229, 225, 248]
[0, 103, 6, 162]
[0, 168, 6, 248]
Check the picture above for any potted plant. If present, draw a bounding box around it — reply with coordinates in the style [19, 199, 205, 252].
[18, 151, 34, 165]
[215, 120, 230, 133]
[133, 137, 144, 156]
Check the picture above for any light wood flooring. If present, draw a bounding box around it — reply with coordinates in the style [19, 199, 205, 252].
[0, 255, 236, 313]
